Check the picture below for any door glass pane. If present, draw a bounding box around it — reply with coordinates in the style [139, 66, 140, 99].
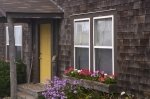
[75, 48, 89, 69]
[95, 49, 112, 74]
[74, 20, 89, 45]
[94, 18, 112, 46]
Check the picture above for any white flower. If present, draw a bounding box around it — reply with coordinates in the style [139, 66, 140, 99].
[71, 71, 74, 74]
[77, 70, 81, 73]
[109, 76, 113, 79]
[104, 73, 108, 76]
[74, 69, 78, 71]
[121, 91, 126, 96]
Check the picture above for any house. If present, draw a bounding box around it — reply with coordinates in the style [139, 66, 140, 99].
[0, 0, 150, 98]
[56, 0, 150, 98]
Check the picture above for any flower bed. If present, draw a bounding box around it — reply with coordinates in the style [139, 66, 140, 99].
[63, 66, 118, 93]
[42, 76, 119, 99]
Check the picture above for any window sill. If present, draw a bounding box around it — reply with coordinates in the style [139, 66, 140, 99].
[63, 75, 118, 93]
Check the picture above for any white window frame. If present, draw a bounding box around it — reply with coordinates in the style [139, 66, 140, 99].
[6, 25, 23, 60]
[93, 15, 114, 74]
[74, 18, 91, 70]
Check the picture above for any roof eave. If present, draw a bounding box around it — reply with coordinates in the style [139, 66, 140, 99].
[5, 12, 64, 19]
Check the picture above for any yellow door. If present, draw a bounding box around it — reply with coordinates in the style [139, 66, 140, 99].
[40, 24, 52, 83]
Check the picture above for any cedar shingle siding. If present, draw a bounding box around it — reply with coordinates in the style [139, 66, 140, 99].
[0, 23, 5, 60]
[56, 0, 150, 98]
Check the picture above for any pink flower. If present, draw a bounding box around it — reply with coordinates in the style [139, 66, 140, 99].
[64, 66, 74, 74]
[79, 69, 92, 76]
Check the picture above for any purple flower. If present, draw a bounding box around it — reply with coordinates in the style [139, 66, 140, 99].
[42, 76, 80, 99]
[42, 76, 68, 99]
[73, 80, 79, 85]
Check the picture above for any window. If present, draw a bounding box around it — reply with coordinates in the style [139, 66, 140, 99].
[6, 25, 23, 60]
[74, 15, 114, 74]
[74, 18, 90, 70]
[94, 15, 114, 74]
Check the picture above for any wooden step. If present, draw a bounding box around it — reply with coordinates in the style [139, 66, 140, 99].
[17, 83, 46, 98]
[17, 92, 36, 99]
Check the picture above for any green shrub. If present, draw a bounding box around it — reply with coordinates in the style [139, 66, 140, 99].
[38, 95, 45, 99]
[0, 60, 27, 97]
[0, 61, 10, 97]
[16, 60, 27, 84]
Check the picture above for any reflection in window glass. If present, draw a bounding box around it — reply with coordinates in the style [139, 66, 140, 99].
[95, 49, 112, 74]
[74, 20, 89, 45]
[75, 48, 89, 70]
[94, 18, 112, 46]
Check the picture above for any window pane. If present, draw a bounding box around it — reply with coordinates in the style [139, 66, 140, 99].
[6, 45, 9, 60]
[16, 46, 21, 59]
[6, 26, 22, 46]
[6, 27, 9, 45]
[95, 49, 112, 74]
[74, 20, 89, 45]
[75, 48, 89, 69]
[94, 18, 112, 46]
[6, 46, 22, 60]
[14, 26, 22, 46]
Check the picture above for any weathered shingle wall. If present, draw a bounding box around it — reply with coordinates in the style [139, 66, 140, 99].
[0, 23, 5, 60]
[22, 23, 32, 79]
[117, 1, 150, 98]
[56, 0, 150, 98]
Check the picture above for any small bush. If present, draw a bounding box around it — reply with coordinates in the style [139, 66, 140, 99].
[16, 60, 27, 84]
[0, 61, 10, 97]
[0, 60, 27, 97]
[38, 96, 45, 99]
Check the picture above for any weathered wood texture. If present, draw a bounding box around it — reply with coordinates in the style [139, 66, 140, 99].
[8, 17, 17, 99]
[0, 0, 62, 15]
[56, 0, 150, 98]
[22, 23, 32, 83]
[0, 23, 5, 60]
[31, 22, 40, 83]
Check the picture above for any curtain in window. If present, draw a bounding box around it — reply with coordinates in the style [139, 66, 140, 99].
[94, 18, 112, 46]
[74, 21, 89, 46]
